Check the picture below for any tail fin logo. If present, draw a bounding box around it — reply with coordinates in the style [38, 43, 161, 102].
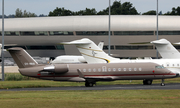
[92, 51, 97, 57]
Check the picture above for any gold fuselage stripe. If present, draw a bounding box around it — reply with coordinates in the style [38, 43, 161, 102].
[80, 52, 110, 63]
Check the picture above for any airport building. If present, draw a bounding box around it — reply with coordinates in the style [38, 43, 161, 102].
[0, 15, 180, 59]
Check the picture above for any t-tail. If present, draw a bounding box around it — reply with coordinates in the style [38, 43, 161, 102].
[151, 39, 180, 59]
[8, 47, 38, 68]
[61, 38, 120, 64]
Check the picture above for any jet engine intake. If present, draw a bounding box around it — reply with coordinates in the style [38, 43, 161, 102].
[43, 64, 68, 74]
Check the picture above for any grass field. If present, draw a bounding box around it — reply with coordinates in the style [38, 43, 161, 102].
[0, 90, 180, 108]
[0, 73, 180, 108]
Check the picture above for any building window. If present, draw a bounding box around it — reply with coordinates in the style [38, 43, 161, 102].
[103, 45, 114, 50]
[49, 31, 73, 35]
[114, 31, 154, 35]
[56, 45, 64, 50]
[26, 45, 56, 50]
[20, 31, 35, 36]
[34, 31, 48, 36]
[5, 31, 19, 36]
[76, 31, 112, 35]
[155, 31, 180, 35]
[115, 45, 153, 50]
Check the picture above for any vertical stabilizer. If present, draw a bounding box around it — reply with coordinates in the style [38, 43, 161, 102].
[151, 39, 180, 59]
[61, 38, 119, 63]
[8, 47, 38, 68]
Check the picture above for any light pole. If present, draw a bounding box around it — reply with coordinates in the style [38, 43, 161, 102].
[156, 0, 159, 59]
[108, 0, 111, 56]
[1, 0, 5, 81]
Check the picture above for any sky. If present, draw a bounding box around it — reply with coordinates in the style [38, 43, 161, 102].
[0, 0, 180, 15]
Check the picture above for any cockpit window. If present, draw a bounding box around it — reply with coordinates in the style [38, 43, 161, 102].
[155, 65, 164, 69]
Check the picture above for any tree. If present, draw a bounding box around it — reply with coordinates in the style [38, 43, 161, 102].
[121, 2, 138, 15]
[49, 1, 138, 16]
[142, 10, 156, 15]
[15, 8, 37, 17]
[49, 7, 73, 16]
[75, 8, 97, 15]
[15, 8, 23, 17]
[164, 6, 180, 15]
[97, 1, 138, 15]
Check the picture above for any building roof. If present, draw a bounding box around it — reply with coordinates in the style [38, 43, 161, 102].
[0, 15, 180, 31]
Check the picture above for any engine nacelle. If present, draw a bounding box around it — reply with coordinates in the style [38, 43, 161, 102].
[43, 64, 68, 74]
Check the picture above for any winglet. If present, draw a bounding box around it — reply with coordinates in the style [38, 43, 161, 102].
[77, 69, 84, 78]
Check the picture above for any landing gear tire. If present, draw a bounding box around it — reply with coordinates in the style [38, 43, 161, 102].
[161, 83, 165, 86]
[161, 79, 165, 86]
[143, 79, 153, 85]
[85, 81, 95, 87]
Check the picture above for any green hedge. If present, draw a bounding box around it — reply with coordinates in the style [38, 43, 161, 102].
[5, 73, 38, 81]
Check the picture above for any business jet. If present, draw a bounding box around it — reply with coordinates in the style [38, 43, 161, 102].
[8, 47, 177, 87]
[60, 38, 180, 85]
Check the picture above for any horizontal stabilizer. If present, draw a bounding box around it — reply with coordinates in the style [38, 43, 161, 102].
[173, 42, 180, 45]
[60, 39, 91, 45]
[150, 39, 169, 45]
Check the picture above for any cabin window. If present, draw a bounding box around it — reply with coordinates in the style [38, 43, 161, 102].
[98, 68, 101, 72]
[93, 68, 96, 72]
[139, 68, 142, 71]
[118, 68, 121, 71]
[155, 66, 164, 69]
[134, 68, 137, 71]
[129, 68, 131, 71]
[123, 68, 126, 71]
[108, 68, 111, 71]
[83, 69, 86, 72]
[88, 69, 91, 72]
[113, 68, 116, 71]
[102, 66, 107, 72]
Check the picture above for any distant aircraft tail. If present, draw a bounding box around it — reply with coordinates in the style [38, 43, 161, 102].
[61, 38, 119, 64]
[151, 39, 180, 59]
[97, 41, 104, 50]
[8, 47, 38, 68]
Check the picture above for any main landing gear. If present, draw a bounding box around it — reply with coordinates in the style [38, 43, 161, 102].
[143, 79, 165, 86]
[143, 79, 153, 85]
[85, 81, 96, 87]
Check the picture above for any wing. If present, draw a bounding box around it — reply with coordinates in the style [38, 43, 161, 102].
[77, 69, 114, 81]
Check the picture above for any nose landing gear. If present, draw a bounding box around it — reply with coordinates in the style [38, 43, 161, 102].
[161, 79, 165, 86]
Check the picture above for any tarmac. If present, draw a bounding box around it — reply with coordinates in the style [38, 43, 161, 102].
[0, 83, 180, 91]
